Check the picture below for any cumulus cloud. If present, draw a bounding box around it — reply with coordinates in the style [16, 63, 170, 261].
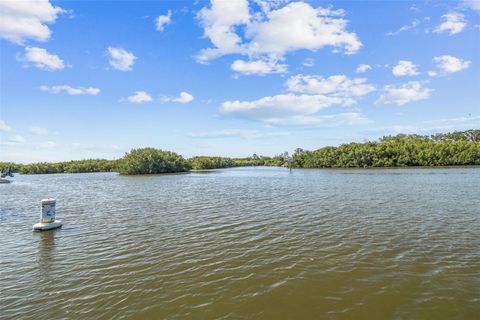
[219, 72, 374, 127]
[0, 0, 65, 44]
[0, 120, 12, 132]
[432, 55, 471, 74]
[246, 2, 361, 56]
[40, 85, 100, 95]
[376, 81, 432, 106]
[107, 47, 136, 71]
[231, 59, 287, 75]
[21, 46, 65, 71]
[175, 92, 194, 104]
[286, 74, 375, 99]
[124, 91, 153, 104]
[196, 1, 361, 73]
[356, 64, 371, 73]
[392, 60, 419, 77]
[155, 10, 172, 32]
[196, 0, 249, 62]
[220, 93, 345, 119]
[161, 92, 194, 104]
[434, 12, 466, 35]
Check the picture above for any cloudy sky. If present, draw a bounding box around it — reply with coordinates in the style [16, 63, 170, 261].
[0, 0, 479, 163]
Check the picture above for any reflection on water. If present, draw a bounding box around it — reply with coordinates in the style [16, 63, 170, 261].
[36, 231, 57, 278]
[0, 167, 479, 319]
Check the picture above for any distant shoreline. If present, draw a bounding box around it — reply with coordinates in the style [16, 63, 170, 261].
[2, 165, 480, 178]
[1, 129, 479, 175]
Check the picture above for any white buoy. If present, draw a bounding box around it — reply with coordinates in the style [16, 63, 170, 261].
[32, 198, 62, 231]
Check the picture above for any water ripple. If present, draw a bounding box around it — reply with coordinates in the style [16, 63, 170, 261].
[1, 167, 479, 319]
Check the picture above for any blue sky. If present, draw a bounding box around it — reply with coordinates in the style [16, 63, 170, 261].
[0, 0, 479, 163]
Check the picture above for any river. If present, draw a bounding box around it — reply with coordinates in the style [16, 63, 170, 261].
[1, 167, 479, 319]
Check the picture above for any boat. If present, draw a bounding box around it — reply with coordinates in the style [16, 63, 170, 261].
[0, 168, 14, 183]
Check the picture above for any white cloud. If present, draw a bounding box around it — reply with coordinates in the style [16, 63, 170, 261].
[220, 92, 370, 127]
[423, 115, 480, 129]
[155, 10, 172, 32]
[376, 81, 432, 106]
[434, 12, 466, 35]
[22, 46, 65, 71]
[220, 93, 345, 120]
[40, 85, 100, 95]
[356, 64, 371, 73]
[124, 91, 153, 104]
[188, 129, 289, 139]
[39, 140, 60, 148]
[0, 0, 65, 44]
[175, 92, 194, 104]
[28, 126, 50, 135]
[365, 115, 480, 136]
[107, 47, 136, 71]
[462, 0, 480, 11]
[433, 55, 471, 74]
[392, 60, 419, 77]
[386, 19, 419, 36]
[302, 58, 315, 67]
[9, 135, 26, 143]
[262, 112, 370, 127]
[162, 92, 194, 104]
[246, 2, 361, 56]
[196, 1, 361, 72]
[0, 120, 12, 132]
[286, 74, 375, 99]
[219, 72, 374, 127]
[196, 0, 250, 62]
[231, 59, 287, 75]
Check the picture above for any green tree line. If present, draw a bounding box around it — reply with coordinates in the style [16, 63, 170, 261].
[293, 130, 480, 168]
[1, 130, 479, 174]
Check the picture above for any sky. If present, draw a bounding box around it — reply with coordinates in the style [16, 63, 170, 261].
[0, 0, 479, 163]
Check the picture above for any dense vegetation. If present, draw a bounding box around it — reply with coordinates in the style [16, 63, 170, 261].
[188, 156, 236, 170]
[0, 159, 116, 175]
[1, 130, 478, 174]
[188, 154, 287, 169]
[116, 148, 190, 175]
[293, 130, 480, 168]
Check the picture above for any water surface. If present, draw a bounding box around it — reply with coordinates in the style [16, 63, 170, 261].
[1, 167, 479, 319]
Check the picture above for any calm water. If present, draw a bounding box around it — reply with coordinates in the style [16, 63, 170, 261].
[1, 167, 479, 319]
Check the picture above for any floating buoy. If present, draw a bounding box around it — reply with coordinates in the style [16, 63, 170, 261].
[32, 198, 62, 231]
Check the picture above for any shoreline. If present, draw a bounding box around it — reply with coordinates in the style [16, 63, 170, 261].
[2, 165, 479, 177]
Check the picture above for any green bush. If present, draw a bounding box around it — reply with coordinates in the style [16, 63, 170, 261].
[188, 156, 235, 170]
[117, 148, 190, 175]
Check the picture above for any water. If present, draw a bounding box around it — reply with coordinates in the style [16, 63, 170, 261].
[1, 167, 479, 319]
